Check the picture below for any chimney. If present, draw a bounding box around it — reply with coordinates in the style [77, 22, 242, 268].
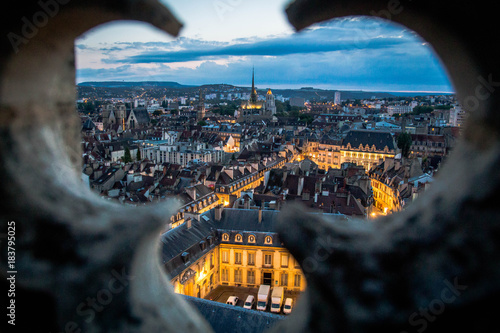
[298, 176, 304, 196]
[186, 218, 192, 229]
[215, 205, 223, 222]
[186, 186, 197, 200]
[258, 208, 263, 223]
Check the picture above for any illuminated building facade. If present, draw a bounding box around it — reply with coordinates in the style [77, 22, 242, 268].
[340, 130, 396, 171]
[163, 207, 308, 300]
[237, 68, 277, 123]
[312, 131, 395, 172]
[369, 157, 424, 214]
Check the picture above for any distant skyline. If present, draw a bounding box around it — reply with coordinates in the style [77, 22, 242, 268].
[75, 0, 454, 93]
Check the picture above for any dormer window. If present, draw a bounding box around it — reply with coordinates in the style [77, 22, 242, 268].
[222, 233, 229, 242]
[248, 234, 256, 244]
[265, 235, 273, 245]
[235, 234, 242, 242]
[181, 252, 190, 264]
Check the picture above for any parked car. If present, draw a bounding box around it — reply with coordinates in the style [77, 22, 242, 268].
[243, 295, 255, 309]
[226, 296, 239, 306]
[283, 298, 293, 314]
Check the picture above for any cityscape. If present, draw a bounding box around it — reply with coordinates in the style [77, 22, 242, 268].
[77, 68, 463, 320]
[3, 0, 498, 332]
[73, 1, 461, 328]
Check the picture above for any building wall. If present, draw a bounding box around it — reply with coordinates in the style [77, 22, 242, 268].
[171, 243, 306, 299]
[218, 244, 305, 291]
[171, 247, 219, 299]
[317, 143, 341, 170]
[340, 150, 394, 171]
[371, 178, 400, 213]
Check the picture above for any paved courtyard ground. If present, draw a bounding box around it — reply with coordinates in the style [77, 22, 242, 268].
[204, 285, 303, 315]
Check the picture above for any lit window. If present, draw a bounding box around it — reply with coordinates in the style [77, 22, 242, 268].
[264, 253, 273, 267]
[234, 269, 242, 283]
[222, 233, 229, 242]
[281, 273, 288, 286]
[221, 269, 228, 282]
[265, 235, 272, 245]
[235, 252, 242, 265]
[247, 252, 255, 266]
[294, 274, 301, 287]
[248, 235, 256, 243]
[281, 254, 289, 268]
[222, 250, 229, 263]
[247, 270, 255, 284]
[235, 234, 242, 242]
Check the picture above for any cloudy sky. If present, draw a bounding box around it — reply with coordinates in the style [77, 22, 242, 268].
[75, 0, 454, 93]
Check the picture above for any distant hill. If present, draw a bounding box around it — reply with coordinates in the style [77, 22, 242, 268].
[77, 81, 453, 99]
[77, 81, 194, 88]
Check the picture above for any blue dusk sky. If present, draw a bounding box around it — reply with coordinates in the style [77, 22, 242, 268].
[75, 0, 454, 93]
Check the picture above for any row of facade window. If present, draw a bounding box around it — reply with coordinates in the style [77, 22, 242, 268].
[221, 251, 298, 268]
[220, 268, 302, 287]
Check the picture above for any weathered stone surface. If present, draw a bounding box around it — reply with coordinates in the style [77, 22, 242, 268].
[270, 1, 500, 332]
[0, 1, 210, 332]
[1, 0, 499, 332]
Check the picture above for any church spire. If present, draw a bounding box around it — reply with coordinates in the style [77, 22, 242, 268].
[250, 66, 258, 104]
[252, 66, 255, 92]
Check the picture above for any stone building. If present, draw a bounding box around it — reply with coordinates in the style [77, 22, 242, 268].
[237, 69, 277, 123]
[102, 103, 151, 130]
[163, 207, 309, 300]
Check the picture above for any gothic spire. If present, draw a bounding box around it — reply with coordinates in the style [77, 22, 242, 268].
[250, 66, 258, 104]
[252, 66, 255, 92]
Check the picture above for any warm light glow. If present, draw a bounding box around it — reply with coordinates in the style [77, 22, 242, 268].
[197, 270, 206, 283]
[371, 212, 376, 217]
[224, 201, 230, 206]
[383, 207, 388, 214]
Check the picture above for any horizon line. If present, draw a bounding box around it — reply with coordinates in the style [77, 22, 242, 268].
[76, 80, 455, 95]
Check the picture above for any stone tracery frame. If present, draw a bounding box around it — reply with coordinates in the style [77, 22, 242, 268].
[1, 0, 499, 332]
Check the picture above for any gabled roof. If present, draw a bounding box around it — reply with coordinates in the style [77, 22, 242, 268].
[128, 108, 150, 124]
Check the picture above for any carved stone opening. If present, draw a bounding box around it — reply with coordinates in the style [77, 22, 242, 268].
[1, 0, 499, 332]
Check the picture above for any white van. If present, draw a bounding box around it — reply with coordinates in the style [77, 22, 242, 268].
[226, 296, 239, 306]
[243, 295, 255, 309]
[283, 298, 293, 314]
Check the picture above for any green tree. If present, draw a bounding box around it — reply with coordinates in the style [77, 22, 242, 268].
[434, 105, 452, 110]
[275, 100, 285, 113]
[397, 132, 412, 158]
[412, 106, 434, 115]
[197, 120, 207, 126]
[136, 149, 141, 161]
[153, 110, 164, 116]
[299, 114, 314, 124]
[122, 147, 132, 163]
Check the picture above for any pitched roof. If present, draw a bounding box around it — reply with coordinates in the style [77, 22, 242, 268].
[342, 130, 395, 151]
